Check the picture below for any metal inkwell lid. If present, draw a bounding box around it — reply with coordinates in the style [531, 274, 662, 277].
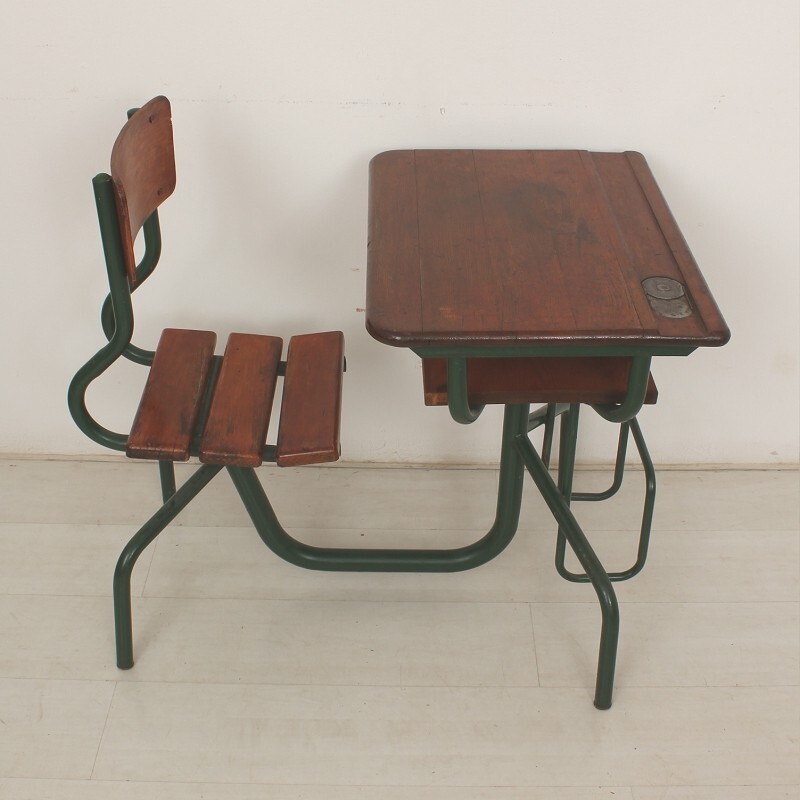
[641, 276, 693, 319]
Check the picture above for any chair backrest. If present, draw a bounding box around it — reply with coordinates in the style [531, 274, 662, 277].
[110, 95, 176, 283]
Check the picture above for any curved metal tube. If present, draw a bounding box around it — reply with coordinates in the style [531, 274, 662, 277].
[592, 355, 652, 423]
[113, 464, 223, 668]
[100, 213, 163, 366]
[556, 417, 656, 584]
[515, 431, 620, 709]
[227, 403, 530, 572]
[446, 357, 484, 424]
[67, 174, 136, 451]
[572, 423, 630, 502]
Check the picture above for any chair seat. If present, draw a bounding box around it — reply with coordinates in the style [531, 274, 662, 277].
[127, 328, 344, 466]
[422, 356, 658, 407]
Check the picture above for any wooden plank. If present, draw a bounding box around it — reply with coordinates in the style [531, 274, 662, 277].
[414, 150, 504, 339]
[199, 333, 283, 467]
[126, 328, 217, 461]
[422, 357, 658, 406]
[366, 150, 424, 346]
[470, 149, 579, 339]
[365, 149, 730, 350]
[478, 149, 645, 338]
[110, 96, 176, 283]
[276, 332, 345, 467]
[622, 151, 730, 345]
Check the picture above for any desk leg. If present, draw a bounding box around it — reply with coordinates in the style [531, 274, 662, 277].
[515, 432, 620, 710]
[554, 404, 580, 581]
[227, 403, 530, 573]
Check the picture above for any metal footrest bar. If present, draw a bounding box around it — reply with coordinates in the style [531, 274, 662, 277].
[555, 415, 656, 584]
[572, 422, 629, 502]
[113, 463, 223, 669]
[226, 403, 531, 573]
[515, 431, 620, 710]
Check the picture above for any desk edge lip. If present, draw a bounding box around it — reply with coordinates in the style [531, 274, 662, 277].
[365, 317, 731, 352]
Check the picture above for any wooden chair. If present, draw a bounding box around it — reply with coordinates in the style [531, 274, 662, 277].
[68, 96, 345, 668]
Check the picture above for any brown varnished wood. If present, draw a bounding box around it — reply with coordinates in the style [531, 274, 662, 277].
[621, 151, 729, 343]
[422, 357, 658, 407]
[199, 333, 284, 467]
[277, 332, 345, 467]
[110, 96, 176, 284]
[366, 149, 730, 350]
[126, 328, 217, 461]
[366, 150, 423, 344]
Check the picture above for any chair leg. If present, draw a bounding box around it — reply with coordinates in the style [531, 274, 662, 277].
[515, 432, 620, 709]
[113, 463, 222, 669]
[158, 460, 177, 502]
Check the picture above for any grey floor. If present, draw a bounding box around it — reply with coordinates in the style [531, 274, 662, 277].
[0, 458, 797, 799]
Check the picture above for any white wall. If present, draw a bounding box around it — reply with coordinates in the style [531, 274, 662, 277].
[1, 0, 797, 465]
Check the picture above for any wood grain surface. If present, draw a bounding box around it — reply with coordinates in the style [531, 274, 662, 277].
[367, 149, 730, 350]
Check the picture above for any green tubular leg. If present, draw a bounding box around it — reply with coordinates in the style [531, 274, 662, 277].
[227, 403, 530, 572]
[113, 464, 223, 669]
[158, 461, 177, 502]
[528, 403, 570, 469]
[554, 404, 581, 581]
[515, 433, 620, 710]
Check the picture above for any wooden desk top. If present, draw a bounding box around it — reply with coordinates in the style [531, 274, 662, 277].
[366, 149, 729, 353]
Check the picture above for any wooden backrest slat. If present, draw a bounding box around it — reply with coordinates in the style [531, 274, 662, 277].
[199, 333, 283, 467]
[126, 328, 217, 461]
[422, 357, 658, 407]
[110, 96, 176, 283]
[277, 332, 345, 467]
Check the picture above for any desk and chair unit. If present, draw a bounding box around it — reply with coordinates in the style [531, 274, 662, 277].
[69, 97, 729, 709]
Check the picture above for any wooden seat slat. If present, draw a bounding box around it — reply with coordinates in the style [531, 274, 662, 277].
[277, 332, 345, 467]
[422, 357, 658, 407]
[199, 333, 283, 467]
[126, 328, 217, 461]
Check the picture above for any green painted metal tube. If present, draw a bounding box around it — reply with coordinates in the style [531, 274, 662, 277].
[527, 403, 569, 432]
[554, 404, 580, 580]
[592, 355, 652, 423]
[113, 464, 223, 668]
[572, 423, 630, 502]
[158, 461, 177, 502]
[100, 213, 163, 366]
[623, 417, 656, 579]
[558, 417, 656, 583]
[67, 174, 136, 451]
[515, 433, 620, 710]
[228, 403, 530, 572]
[446, 357, 484, 424]
[540, 403, 559, 468]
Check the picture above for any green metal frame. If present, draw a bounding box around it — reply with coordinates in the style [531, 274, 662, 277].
[515, 431, 620, 709]
[446, 357, 485, 424]
[555, 414, 656, 583]
[104, 391, 654, 710]
[67, 175, 162, 451]
[71, 115, 662, 709]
